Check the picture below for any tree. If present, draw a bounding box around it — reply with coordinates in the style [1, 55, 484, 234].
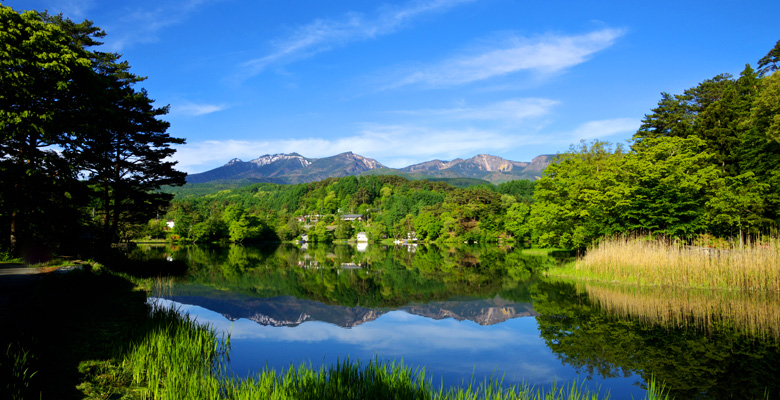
[40, 13, 187, 246]
[496, 180, 535, 202]
[0, 6, 92, 255]
[529, 141, 627, 248]
[635, 75, 734, 144]
[70, 56, 185, 245]
[741, 71, 780, 223]
[0, 7, 187, 255]
[413, 211, 442, 241]
[504, 202, 531, 242]
[757, 39, 780, 77]
[334, 219, 355, 240]
[623, 136, 721, 237]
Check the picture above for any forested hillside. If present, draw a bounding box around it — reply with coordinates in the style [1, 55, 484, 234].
[162, 175, 536, 244]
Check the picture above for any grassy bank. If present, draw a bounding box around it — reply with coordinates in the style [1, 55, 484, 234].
[549, 235, 780, 292]
[2, 265, 670, 399]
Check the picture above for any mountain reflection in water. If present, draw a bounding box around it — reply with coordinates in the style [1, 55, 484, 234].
[156, 293, 536, 328]
[137, 243, 780, 399]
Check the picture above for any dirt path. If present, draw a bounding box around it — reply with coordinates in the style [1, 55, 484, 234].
[0, 264, 58, 335]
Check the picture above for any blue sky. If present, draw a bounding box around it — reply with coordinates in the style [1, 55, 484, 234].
[5, 0, 780, 173]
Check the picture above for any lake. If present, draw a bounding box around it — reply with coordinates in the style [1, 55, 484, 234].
[137, 243, 780, 399]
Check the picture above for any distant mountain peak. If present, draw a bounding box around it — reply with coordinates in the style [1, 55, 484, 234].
[188, 151, 552, 185]
[249, 153, 312, 168]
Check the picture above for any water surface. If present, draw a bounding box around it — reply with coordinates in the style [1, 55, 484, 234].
[138, 243, 780, 399]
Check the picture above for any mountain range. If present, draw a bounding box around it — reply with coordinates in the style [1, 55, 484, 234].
[186, 152, 554, 185]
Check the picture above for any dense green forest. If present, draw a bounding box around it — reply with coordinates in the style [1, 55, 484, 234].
[159, 40, 780, 248]
[160, 176, 536, 244]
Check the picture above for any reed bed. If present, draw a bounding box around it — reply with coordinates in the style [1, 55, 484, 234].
[579, 282, 780, 340]
[560, 235, 780, 292]
[103, 302, 671, 400]
[120, 303, 230, 400]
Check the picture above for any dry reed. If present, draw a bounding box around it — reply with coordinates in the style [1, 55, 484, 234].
[563, 235, 780, 292]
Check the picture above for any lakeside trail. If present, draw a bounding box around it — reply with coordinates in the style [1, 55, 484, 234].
[0, 262, 140, 399]
[0, 264, 52, 333]
[0, 264, 85, 327]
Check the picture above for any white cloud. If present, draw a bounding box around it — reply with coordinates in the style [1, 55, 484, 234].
[566, 118, 638, 142]
[239, 0, 475, 78]
[380, 28, 625, 89]
[171, 101, 228, 117]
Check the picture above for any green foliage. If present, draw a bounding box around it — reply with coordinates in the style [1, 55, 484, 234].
[144, 219, 168, 240]
[504, 203, 531, 242]
[530, 141, 628, 248]
[334, 219, 355, 240]
[622, 136, 721, 237]
[496, 179, 535, 202]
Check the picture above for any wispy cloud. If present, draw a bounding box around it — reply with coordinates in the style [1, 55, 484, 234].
[394, 98, 559, 122]
[104, 0, 211, 51]
[565, 118, 637, 142]
[171, 101, 229, 117]
[238, 0, 474, 78]
[379, 28, 625, 89]
[42, 0, 96, 19]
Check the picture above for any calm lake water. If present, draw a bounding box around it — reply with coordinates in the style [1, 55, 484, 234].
[137, 243, 780, 399]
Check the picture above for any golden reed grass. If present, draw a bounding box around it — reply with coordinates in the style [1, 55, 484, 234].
[579, 282, 780, 340]
[569, 235, 780, 292]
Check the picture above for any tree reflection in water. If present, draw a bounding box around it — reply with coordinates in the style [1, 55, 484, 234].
[533, 280, 780, 399]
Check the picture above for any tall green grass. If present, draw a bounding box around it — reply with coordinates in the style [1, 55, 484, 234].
[86, 301, 670, 400]
[0, 342, 38, 400]
[121, 304, 229, 399]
